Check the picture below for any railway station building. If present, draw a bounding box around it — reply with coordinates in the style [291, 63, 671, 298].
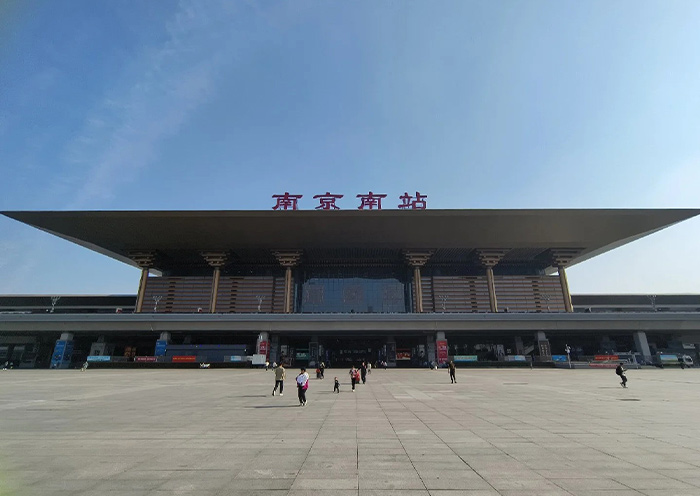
[1, 208, 700, 368]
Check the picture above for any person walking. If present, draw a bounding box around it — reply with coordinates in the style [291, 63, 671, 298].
[448, 360, 456, 383]
[367, 362, 371, 375]
[272, 363, 286, 396]
[360, 362, 367, 384]
[296, 367, 310, 406]
[349, 366, 358, 392]
[333, 376, 340, 393]
[319, 362, 325, 379]
[616, 362, 628, 388]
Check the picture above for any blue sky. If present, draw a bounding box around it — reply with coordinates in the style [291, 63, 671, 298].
[1, 0, 699, 295]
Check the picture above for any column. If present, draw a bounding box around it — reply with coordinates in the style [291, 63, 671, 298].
[535, 330, 551, 359]
[404, 251, 433, 313]
[201, 252, 228, 313]
[257, 331, 270, 359]
[558, 267, 573, 312]
[476, 249, 509, 313]
[550, 249, 580, 313]
[130, 251, 156, 313]
[435, 331, 448, 366]
[51, 332, 74, 369]
[633, 331, 652, 363]
[155, 332, 170, 357]
[273, 251, 302, 313]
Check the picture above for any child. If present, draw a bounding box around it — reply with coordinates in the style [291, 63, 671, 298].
[333, 377, 340, 393]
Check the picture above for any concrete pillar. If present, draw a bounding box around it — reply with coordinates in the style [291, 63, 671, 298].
[284, 267, 293, 313]
[155, 332, 170, 357]
[535, 331, 551, 358]
[476, 250, 509, 313]
[136, 267, 149, 313]
[633, 331, 652, 361]
[514, 336, 524, 355]
[558, 266, 574, 312]
[486, 266, 497, 313]
[210, 267, 222, 312]
[51, 333, 75, 369]
[130, 252, 156, 313]
[426, 335, 436, 364]
[273, 251, 302, 314]
[257, 331, 270, 357]
[413, 266, 423, 313]
[201, 252, 227, 313]
[435, 331, 448, 366]
[404, 252, 432, 313]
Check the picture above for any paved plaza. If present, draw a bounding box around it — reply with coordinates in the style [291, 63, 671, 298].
[1, 367, 700, 496]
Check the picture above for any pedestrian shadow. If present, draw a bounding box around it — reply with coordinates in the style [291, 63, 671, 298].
[247, 405, 301, 409]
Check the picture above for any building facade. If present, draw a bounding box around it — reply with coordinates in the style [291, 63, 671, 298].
[2, 208, 700, 368]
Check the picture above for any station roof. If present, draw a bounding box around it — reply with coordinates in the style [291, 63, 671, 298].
[3, 209, 698, 272]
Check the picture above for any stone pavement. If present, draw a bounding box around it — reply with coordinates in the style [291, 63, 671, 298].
[1, 367, 700, 496]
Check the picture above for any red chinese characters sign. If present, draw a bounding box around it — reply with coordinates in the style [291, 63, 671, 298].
[258, 340, 269, 358]
[272, 191, 428, 210]
[436, 340, 448, 365]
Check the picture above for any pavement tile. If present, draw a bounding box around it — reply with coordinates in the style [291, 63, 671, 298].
[3, 369, 700, 496]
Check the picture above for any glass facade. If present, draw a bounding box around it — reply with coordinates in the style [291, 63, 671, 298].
[297, 267, 411, 313]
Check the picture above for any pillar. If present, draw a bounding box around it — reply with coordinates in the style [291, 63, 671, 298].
[435, 331, 448, 365]
[558, 266, 573, 313]
[51, 333, 75, 369]
[273, 251, 302, 313]
[514, 336, 524, 355]
[257, 331, 270, 358]
[549, 249, 580, 313]
[155, 332, 170, 356]
[201, 252, 228, 313]
[404, 251, 433, 313]
[486, 266, 497, 312]
[476, 249, 509, 313]
[633, 331, 651, 361]
[535, 331, 551, 358]
[130, 252, 156, 313]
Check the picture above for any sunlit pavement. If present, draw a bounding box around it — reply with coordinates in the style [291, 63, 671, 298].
[1, 367, 700, 496]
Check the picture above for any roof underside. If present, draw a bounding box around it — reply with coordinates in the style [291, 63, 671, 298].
[3, 209, 698, 272]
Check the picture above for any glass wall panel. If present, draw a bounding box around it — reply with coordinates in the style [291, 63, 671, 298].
[298, 267, 410, 313]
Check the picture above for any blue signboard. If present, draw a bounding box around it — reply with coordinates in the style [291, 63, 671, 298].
[154, 340, 168, 357]
[454, 355, 478, 362]
[87, 356, 111, 362]
[228, 356, 244, 362]
[551, 355, 568, 362]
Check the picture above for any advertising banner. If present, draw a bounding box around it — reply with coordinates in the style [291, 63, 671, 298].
[436, 340, 448, 365]
[506, 355, 527, 362]
[87, 355, 111, 362]
[134, 356, 158, 362]
[551, 355, 568, 362]
[454, 355, 478, 362]
[594, 355, 618, 361]
[396, 349, 411, 361]
[660, 354, 678, 362]
[228, 356, 244, 362]
[258, 340, 269, 357]
[172, 356, 197, 363]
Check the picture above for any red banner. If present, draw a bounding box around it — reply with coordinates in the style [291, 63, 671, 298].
[436, 340, 449, 365]
[594, 355, 618, 361]
[134, 356, 158, 362]
[258, 340, 269, 358]
[172, 356, 196, 363]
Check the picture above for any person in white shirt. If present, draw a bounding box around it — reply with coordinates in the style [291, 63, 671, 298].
[296, 368, 310, 406]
